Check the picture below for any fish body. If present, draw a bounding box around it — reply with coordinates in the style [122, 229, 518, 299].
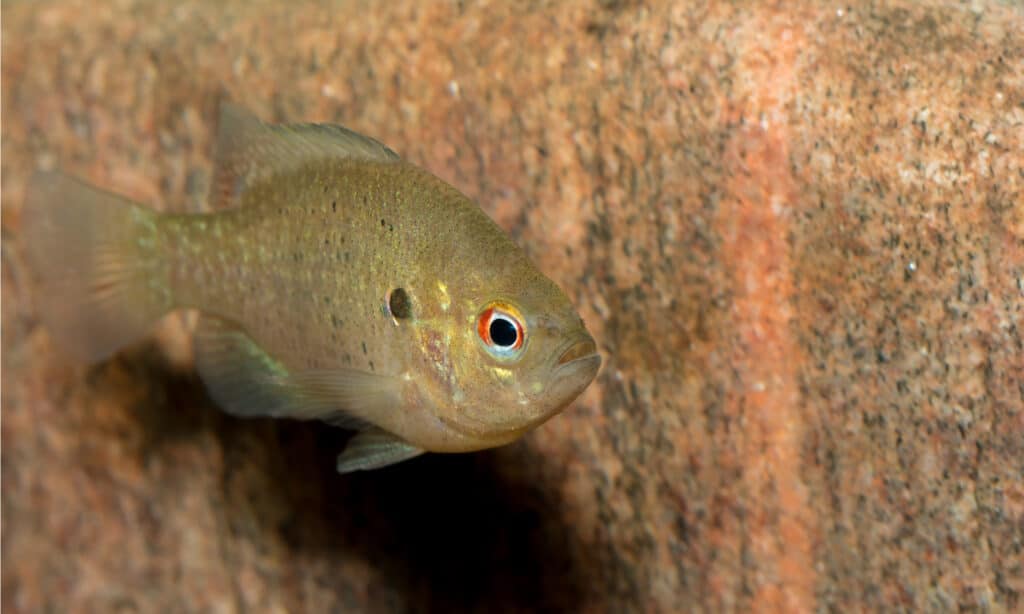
[23, 106, 601, 472]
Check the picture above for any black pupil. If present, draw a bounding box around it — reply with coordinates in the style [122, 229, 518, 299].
[489, 317, 518, 347]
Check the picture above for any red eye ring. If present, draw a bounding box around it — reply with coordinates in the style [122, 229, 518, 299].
[477, 304, 525, 353]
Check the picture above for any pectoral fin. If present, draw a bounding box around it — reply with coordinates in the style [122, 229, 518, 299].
[194, 316, 401, 429]
[336, 429, 425, 473]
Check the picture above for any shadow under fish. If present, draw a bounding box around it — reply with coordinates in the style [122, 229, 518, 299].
[94, 341, 593, 613]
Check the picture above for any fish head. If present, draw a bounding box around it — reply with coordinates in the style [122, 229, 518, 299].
[417, 266, 601, 446]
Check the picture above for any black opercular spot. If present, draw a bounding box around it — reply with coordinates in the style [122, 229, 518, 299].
[389, 288, 412, 319]
[489, 317, 517, 347]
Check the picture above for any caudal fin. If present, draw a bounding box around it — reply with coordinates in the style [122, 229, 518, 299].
[22, 171, 173, 363]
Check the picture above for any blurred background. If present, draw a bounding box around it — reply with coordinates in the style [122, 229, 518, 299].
[2, 1, 1022, 611]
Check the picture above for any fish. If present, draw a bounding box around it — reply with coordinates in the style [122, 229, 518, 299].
[22, 104, 601, 473]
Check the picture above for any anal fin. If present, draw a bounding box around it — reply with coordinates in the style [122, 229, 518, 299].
[336, 429, 425, 473]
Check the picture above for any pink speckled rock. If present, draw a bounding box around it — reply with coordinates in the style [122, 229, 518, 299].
[3, 1, 1022, 612]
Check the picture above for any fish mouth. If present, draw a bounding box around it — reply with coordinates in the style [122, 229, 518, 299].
[553, 336, 601, 378]
[556, 337, 598, 367]
[542, 335, 601, 423]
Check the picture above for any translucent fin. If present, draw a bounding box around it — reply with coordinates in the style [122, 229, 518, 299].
[285, 369, 404, 425]
[21, 171, 173, 363]
[194, 315, 399, 429]
[211, 103, 401, 209]
[336, 429, 425, 473]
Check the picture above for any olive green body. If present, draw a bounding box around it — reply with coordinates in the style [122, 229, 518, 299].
[162, 159, 560, 450]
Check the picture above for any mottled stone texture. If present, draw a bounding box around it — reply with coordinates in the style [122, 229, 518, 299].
[3, 1, 1022, 612]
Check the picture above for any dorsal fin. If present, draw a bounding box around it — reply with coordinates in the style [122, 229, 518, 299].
[209, 104, 401, 209]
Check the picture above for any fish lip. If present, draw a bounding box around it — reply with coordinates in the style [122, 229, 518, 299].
[555, 337, 598, 368]
[552, 335, 601, 377]
[555, 351, 601, 371]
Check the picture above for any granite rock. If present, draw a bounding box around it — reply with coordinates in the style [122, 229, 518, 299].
[2, 1, 1022, 612]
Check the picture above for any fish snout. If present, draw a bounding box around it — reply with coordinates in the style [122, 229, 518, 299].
[551, 332, 601, 380]
[556, 337, 598, 367]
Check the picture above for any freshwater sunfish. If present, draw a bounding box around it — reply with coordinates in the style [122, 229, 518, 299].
[23, 105, 601, 472]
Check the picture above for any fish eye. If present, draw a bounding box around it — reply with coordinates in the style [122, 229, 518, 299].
[477, 302, 525, 358]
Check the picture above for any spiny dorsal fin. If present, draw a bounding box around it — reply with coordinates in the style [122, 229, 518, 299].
[210, 104, 401, 209]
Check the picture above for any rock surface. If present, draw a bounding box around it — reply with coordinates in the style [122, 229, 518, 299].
[2, 1, 1022, 612]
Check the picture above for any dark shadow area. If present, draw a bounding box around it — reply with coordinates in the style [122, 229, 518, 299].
[106, 340, 593, 614]
[278, 424, 588, 614]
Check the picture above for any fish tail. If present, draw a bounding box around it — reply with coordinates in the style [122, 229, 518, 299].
[22, 171, 174, 363]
